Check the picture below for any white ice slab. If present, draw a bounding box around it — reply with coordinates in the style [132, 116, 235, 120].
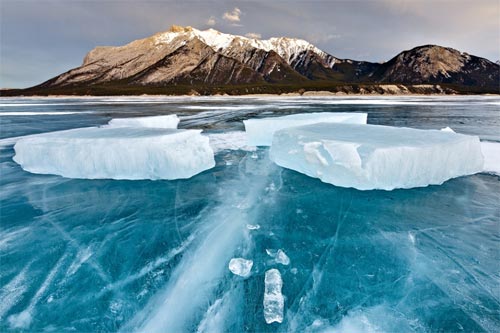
[481, 141, 500, 176]
[243, 112, 367, 146]
[270, 123, 484, 190]
[263, 269, 284, 324]
[13, 127, 215, 180]
[108, 114, 179, 128]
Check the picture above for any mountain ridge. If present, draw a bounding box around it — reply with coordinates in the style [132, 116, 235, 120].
[2, 26, 499, 96]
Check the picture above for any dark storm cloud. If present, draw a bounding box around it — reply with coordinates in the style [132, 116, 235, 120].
[1, 0, 498, 88]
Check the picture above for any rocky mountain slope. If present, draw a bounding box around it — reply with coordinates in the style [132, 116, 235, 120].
[6, 25, 500, 95]
[371, 45, 499, 87]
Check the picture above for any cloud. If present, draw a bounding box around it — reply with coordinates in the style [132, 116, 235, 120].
[245, 32, 261, 39]
[223, 7, 241, 23]
[206, 16, 216, 26]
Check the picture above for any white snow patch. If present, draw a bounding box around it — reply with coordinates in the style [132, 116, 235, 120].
[244, 112, 367, 146]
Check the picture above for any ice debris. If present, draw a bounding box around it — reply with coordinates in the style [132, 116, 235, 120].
[270, 123, 484, 190]
[266, 249, 290, 265]
[440, 126, 455, 133]
[13, 127, 215, 180]
[107, 114, 179, 128]
[228, 258, 253, 277]
[243, 112, 367, 146]
[263, 269, 284, 324]
[246, 224, 261, 230]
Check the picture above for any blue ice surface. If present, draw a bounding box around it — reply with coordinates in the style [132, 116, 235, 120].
[0, 96, 499, 332]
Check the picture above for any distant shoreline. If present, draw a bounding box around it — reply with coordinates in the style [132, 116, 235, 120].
[1, 83, 499, 98]
[1, 92, 499, 99]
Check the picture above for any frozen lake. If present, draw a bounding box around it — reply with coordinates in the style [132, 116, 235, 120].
[1, 96, 499, 332]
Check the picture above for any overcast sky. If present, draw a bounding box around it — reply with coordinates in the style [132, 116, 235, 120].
[1, 0, 499, 88]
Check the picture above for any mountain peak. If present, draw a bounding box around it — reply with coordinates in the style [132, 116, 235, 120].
[168, 25, 193, 33]
[152, 26, 336, 68]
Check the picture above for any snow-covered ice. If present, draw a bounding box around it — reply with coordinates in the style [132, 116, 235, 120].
[228, 258, 253, 277]
[266, 249, 290, 265]
[13, 127, 215, 180]
[107, 114, 179, 128]
[243, 112, 367, 146]
[270, 123, 484, 190]
[481, 141, 500, 176]
[263, 269, 284, 324]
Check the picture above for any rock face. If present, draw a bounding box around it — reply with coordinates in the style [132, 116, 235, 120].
[34, 26, 500, 91]
[371, 45, 499, 87]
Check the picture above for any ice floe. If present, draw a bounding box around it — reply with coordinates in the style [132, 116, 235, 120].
[243, 112, 367, 146]
[480, 141, 500, 176]
[13, 127, 215, 180]
[228, 258, 253, 277]
[263, 269, 284, 324]
[270, 123, 484, 190]
[107, 114, 179, 128]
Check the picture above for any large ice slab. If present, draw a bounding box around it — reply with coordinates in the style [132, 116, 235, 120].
[243, 112, 367, 146]
[13, 127, 215, 180]
[270, 123, 484, 190]
[108, 114, 179, 128]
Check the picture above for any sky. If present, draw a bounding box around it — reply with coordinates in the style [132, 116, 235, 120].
[1, 0, 499, 88]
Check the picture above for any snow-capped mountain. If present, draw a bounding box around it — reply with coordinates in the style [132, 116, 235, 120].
[154, 26, 337, 68]
[22, 25, 499, 94]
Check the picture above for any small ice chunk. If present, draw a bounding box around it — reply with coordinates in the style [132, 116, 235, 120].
[228, 258, 253, 277]
[108, 114, 179, 128]
[244, 112, 367, 146]
[266, 249, 290, 265]
[275, 250, 290, 266]
[13, 127, 215, 180]
[440, 126, 455, 133]
[481, 141, 500, 175]
[246, 224, 261, 230]
[263, 269, 284, 324]
[270, 123, 484, 190]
